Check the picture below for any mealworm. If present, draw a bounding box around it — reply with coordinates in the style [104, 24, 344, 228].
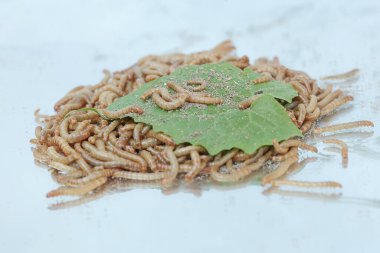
[60, 118, 94, 143]
[313, 120, 374, 134]
[300, 120, 314, 134]
[209, 149, 239, 167]
[242, 147, 270, 166]
[238, 94, 262, 109]
[47, 161, 78, 173]
[306, 95, 317, 113]
[305, 107, 320, 121]
[91, 85, 123, 104]
[141, 87, 174, 101]
[252, 76, 272, 84]
[152, 92, 188, 110]
[261, 155, 298, 185]
[320, 96, 353, 116]
[185, 150, 202, 181]
[105, 143, 147, 170]
[147, 147, 168, 164]
[46, 146, 75, 164]
[272, 147, 298, 162]
[273, 139, 318, 154]
[186, 95, 223, 105]
[162, 148, 179, 186]
[297, 104, 306, 126]
[66, 169, 118, 186]
[100, 106, 144, 119]
[131, 138, 158, 149]
[233, 151, 254, 162]
[99, 120, 120, 141]
[272, 179, 342, 188]
[320, 68, 359, 81]
[47, 177, 108, 197]
[133, 123, 144, 147]
[146, 131, 175, 145]
[95, 139, 106, 151]
[140, 150, 156, 172]
[174, 145, 206, 156]
[317, 84, 332, 101]
[186, 80, 207, 92]
[317, 89, 342, 108]
[290, 81, 309, 99]
[323, 139, 348, 160]
[211, 150, 272, 182]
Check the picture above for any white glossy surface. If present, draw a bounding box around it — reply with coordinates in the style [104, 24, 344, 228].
[1, 0, 379, 252]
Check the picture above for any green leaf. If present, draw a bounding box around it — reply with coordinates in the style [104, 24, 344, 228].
[107, 62, 301, 155]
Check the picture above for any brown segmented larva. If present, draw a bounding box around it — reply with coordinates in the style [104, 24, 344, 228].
[47, 177, 108, 198]
[305, 107, 320, 121]
[50, 170, 85, 186]
[287, 111, 298, 126]
[141, 125, 152, 136]
[238, 94, 262, 109]
[272, 179, 342, 188]
[316, 84, 332, 101]
[313, 120, 374, 134]
[311, 81, 318, 95]
[300, 120, 314, 134]
[101, 120, 120, 141]
[56, 101, 86, 121]
[75, 119, 91, 131]
[261, 155, 298, 185]
[140, 87, 174, 101]
[323, 139, 348, 161]
[100, 106, 144, 119]
[174, 145, 206, 157]
[74, 143, 139, 170]
[242, 147, 270, 166]
[186, 80, 207, 92]
[233, 151, 254, 162]
[145, 74, 160, 82]
[60, 118, 94, 143]
[272, 139, 318, 155]
[320, 96, 353, 116]
[105, 143, 147, 170]
[47, 161, 78, 173]
[290, 81, 309, 99]
[186, 95, 224, 105]
[130, 138, 158, 149]
[296, 103, 306, 127]
[147, 147, 168, 164]
[113, 170, 169, 181]
[91, 85, 123, 104]
[133, 123, 144, 147]
[317, 89, 342, 108]
[272, 147, 298, 162]
[166, 82, 189, 94]
[66, 169, 118, 186]
[119, 123, 137, 132]
[46, 146, 75, 164]
[211, 150, 272, 182]
[162, 148, 179, 186]
[306, 95, 318, 113]
[152, 92, 188, 110]
[140, 150, 156, 172]
[320, 68, 359, 81]
[252, 76, 272, 84]
[209, 149, 239, 167]
[95, 139, 106, 151]
[185, 150, 202, 181]
[146, 131, 175, 146]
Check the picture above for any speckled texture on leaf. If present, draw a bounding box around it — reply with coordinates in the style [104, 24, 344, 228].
[107, 62, 301, 155]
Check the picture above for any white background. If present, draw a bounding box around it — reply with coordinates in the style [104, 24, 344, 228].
[1, 0, 380, 252]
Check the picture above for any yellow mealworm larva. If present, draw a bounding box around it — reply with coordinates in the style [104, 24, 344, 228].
[48, 161, 78, 173]
[261, 155, 298, 185]
[147, 147, 168, 164]
[106, 143, 147, 170]
[232, 151, 254, 162]
[174, 145, 206, 157]
[272, 147, 298, 162]
[140, 150, 156, 172]
[161, 148, 179, 186]
[313, 120, 374, 134]
[274, 139, 318, 154]
[320, 68, 359, 81]
[305, 107, 321, 121]
[101, 120, 120, 141]
[316, 84, 333, 101]
[320, 96, 353, 116]
[100, 106, 144, 119]
[46, 146, 75, 164]
[66, 169, 118, 186]
[300, 120, 314, 134]
[272, 139, 288, 154]
[133, 123, 144, 147]
[272, 179, 342, 188]
[252, 76, 272, 84]
[47, 177, 108, 198]
[290, 81, 309, 99]
[211, 150, 272, 182]
[185, 150, 202, 181]
[306, 95, 318, 113]
[186, 95, 223, 105]
[323, 138, 348, 160]
[238, 94, 262, 109]
[95, 139, 106, 151]
[152, 92, 188, 110]
[317, 89, 342, 108]
[186, 80, 207, 92]
[146, 131, 175, 146]
[60, 117, 94, 143]
[209, 149, 239, 167]
[296, 103, 306, 126]
[242, 147, 270, 166]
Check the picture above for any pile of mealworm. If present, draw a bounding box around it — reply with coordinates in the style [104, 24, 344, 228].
[31, 41, 374, 199]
